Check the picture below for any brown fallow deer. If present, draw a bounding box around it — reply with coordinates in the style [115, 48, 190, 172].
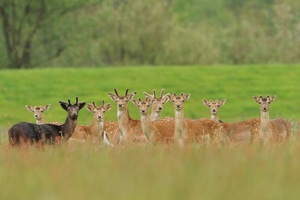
[108, 88, 147, 145]
[132, 98, 175, 144]
[202, 99, 226, 123]
[25, 104, 61, 125]
[25, 104, 51, 124]
[202, 99, 230, 144]
[8, 97, 85, 146]
[167, 92, 219, 146]
[252, 95, 291, 144]
[143, 89, 171, 121]
[69, 100, 116, 146]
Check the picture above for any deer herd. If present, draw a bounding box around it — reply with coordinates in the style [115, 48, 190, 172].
[7, 88, 292, 148]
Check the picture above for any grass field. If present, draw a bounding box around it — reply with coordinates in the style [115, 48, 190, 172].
[1, 65, 300, 200]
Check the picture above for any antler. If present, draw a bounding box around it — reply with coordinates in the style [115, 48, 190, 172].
[75, 96, 78, 105]
[125, 88, 129, 96]
[114, 88, 119, 96]
[153, 89, 157, 98]
[92, 101, 96, 107]
[160, 89, 165, 98]
[102, 99, 105, 106]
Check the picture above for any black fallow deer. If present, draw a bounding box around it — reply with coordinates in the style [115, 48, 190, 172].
[8, 97, 85, 146]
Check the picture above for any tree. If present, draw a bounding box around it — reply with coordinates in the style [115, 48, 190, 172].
[0, 0, 97, 68]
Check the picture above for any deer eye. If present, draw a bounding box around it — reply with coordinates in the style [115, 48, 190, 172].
[208, 105, 211, 107]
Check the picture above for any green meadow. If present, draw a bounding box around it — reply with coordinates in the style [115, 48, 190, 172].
[1, 65, 300, 200]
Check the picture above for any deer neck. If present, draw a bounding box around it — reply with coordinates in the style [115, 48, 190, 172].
[174, 109, 186, 139]
[211, 114, 219, 122]
[150, 108, 160, 121]
[36, 116, 46, 125]
[141, 113, 155, 140]
[117, 105, 132, 137]
[61, 117, 78, 140]
[260, 111, 271, 137]
[89, 117, 103, 136]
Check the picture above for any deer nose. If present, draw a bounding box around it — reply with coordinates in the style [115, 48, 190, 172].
[176, 105, 180, 108]
[71, 112, 78, 117]
[141, 110, 146, 114]
[118, 104, 123, 108]
[158, 107, 162, 110]
[97, 115, 102, 120]
[34, 114, 39, 118]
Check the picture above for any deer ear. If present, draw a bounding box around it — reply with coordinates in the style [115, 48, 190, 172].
[202, 99, 208, 106]
[166, 94, 172, 100]
[127, 92, 137, 101]
[105, 104, 112, 111]
[220, 99, 226, 106]
[59, 102, 68, 111]
[44, 104, 51, 111]
[185, 94, 191, 101]
[78, 102, 86, 110]
[25, 105, 33, 112]
[162, 94, 171, 103]
[143, 91, 153, 99]
[108, 93, 118, 101]
[131, 100, 138, 106]
[270, 96, 276, 102]
[86, 104, 94, 112]
[252, 96, 259, 103]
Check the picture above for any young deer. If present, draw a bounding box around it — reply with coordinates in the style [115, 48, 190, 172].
[25, 104, 51, 124]
[168, 92, 218, 146]
[108, 88, 147, 144]
[69, 100, 116, 146]
[132, 98, 175, 144]
[202, 99, 226, 123]
[143, 89, 171, 121]
[8, 97, 85, 146]
[252, 95, 291, 143]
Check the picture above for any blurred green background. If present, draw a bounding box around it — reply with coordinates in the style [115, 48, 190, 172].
[1, 1, 300, 200]
[1, 0, 300, 69]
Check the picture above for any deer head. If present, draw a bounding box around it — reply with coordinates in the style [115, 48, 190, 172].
[59, 97, 86, 120]
[202, 99, 226, 115]
[143, 89, 170, 113]
[108, 88, 137, 110]
[132, 98, 154, 115]
[86, 100, 112, 122]
[253, 95, 276, 112]
[25, 104, 51, 121]
[168, 92, 191, 111]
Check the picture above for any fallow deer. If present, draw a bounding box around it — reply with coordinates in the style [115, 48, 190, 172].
[8, 97, 85, 146]
[25, 104, 51, 124]
[143, 89, 171, 121]
[25, 104, 61, 125]
[132, 98, 175, 144]
[108, 88, 147, 144]
[252, 95, 291, 143]
[69, 100, 116, 146]
[167, 92, 218, 146]
[202, 99, 226, 123]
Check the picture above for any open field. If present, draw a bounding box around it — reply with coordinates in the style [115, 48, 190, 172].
[1, 65, 300, 200]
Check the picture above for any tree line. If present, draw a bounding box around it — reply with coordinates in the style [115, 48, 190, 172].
[0, 0, 299, 69]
